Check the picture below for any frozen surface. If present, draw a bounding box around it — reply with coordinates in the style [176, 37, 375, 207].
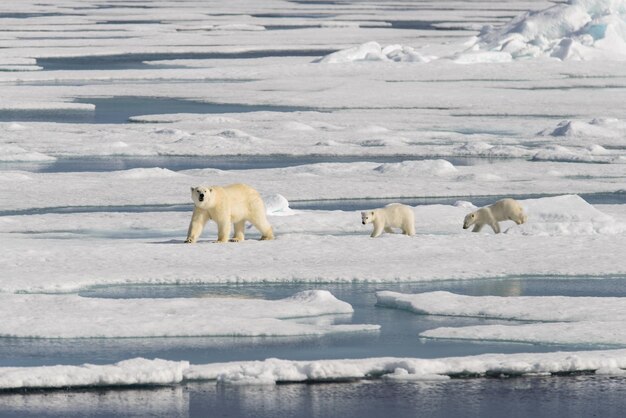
[4, 349, 626, 389]
[187, 349, 626, 384]
[0, 197, 624, 293]
[0, 358, 188, 390]
[0, 291, 377, 338]
[378, 291, 626, 346]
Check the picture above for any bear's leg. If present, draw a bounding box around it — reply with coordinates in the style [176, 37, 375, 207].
[216, 221, 231, 243]
[472, 223, 484, 233]
[403, 222, 416, 236]
[185, 208, 210, 243]
[489, 222, 501, 234]
[231, 220, 246, 242]
[251, 215, 274, 240]
[371, 222, 384, 238]
[384, 227, 394, 234]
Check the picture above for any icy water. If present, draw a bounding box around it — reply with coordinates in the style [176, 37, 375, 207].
[0, 154, 501, 173]
[2, 376, 626, 418]
[1, 277, 624, 368]
[35, 50, 336, 71]
[1, 278, 626, 417]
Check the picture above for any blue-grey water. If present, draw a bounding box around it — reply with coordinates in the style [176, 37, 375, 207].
[2, 376, 626, 418]
[0, 154, 501, 173]
[35, 50, 335, 71]
[1, 278, 626, 417]
[2, 277, 625, 369]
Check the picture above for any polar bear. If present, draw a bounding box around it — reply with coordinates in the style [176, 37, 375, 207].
[185, 183, 274, 243]
[463, 198, 527, 234]
[361, 203, 415, 238]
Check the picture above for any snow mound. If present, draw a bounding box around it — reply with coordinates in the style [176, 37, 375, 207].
[3, 123, 27, 131]
[459, 0, 626, 61]
[263, 193, 295, 216]
[0, 145, 55, 162]
[0, 358, 188, 390]
[186, 350, 626, 383]
[0, 291, 377, 338]
[112, 168, 182, 179]
[531, 145, 612, 162]
[315, 41, 433, 63]
[373, 160, 458, 176]
[511, 194, 626, 235]
[540, 118, 626, 138]
[283, 121, 316, 131]
[378, 291, 626, 346]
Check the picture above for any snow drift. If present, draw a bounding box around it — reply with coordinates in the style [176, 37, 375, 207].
[315, 41, 434, 63]
[459, 0, 626, 61]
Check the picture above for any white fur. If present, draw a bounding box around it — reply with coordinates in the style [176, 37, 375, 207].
[185, 183, 274, 243]
[463, 198, 527, 234]
[361, 204, 415, 238]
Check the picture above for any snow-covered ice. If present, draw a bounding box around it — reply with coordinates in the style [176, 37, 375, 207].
[4, 349, 626, 389]
[0, 291, 377, 338]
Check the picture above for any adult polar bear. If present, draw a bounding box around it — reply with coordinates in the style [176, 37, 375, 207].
[463, 198, 527, 234]
[185, 183, 274, 243]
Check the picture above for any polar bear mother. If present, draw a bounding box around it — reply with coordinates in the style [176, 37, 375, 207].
[463, 198, 527, 234]
[185, 183, 274, 243]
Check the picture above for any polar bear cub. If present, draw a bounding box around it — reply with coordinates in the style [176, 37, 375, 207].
[361, 203, 415, 238]
[463, 198, 527, 234]
[185, 183, 274, 243]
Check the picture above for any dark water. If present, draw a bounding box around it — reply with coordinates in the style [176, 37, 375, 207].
[0, 154, 497, 173]
[1, 278, 626, 417]
[0, 97, 318, 124]
[2, 277, 625, 369]
[2, 376, 626, 418]
[291, 191, 626, 211]
[36, 50, 335, 71]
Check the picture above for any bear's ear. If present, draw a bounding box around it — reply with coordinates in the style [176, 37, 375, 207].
[190, 187, 195, 192]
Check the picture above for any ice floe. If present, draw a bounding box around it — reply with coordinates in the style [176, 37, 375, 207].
[0, 290, 377, 338]
[187, 349, 626, 383]
[378, 290, 626, 346]
[6, 349, 626, 389]
[0, 358, 188, 390]
[0, 290, 378, 338]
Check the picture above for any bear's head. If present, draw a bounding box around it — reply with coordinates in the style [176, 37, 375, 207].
[463, 212, 476, 229]
[190, 186, 216, 209]
[361, 211, 375, 225]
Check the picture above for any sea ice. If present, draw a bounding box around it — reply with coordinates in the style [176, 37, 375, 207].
[0, 290, 378, 338]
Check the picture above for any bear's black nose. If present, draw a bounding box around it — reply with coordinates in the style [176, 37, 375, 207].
[362, 221, 366, 225]
[199, 194, 204, 201]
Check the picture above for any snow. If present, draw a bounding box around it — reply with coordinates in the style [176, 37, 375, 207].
[0, 290, 377, 338]
[315, 42, 434, 63]
[0, 358, 188, 390]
